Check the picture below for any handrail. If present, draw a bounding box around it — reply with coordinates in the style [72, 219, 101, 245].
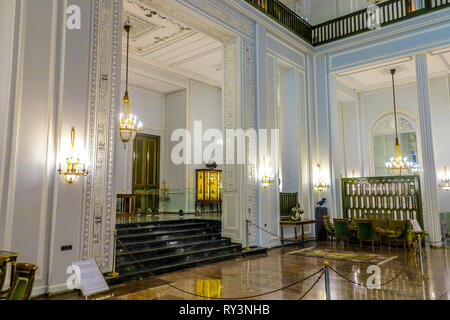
[246, 0, 312, 43]
[245, 0, 449, 46]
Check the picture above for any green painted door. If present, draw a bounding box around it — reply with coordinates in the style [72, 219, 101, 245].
[133, 134, 160, 212]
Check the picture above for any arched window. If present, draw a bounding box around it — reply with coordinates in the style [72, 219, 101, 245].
[370, 111, 421, 176]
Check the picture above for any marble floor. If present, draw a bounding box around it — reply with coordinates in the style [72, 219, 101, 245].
[38, 241, 449, 300]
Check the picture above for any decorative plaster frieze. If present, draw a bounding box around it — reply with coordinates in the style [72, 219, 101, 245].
[182, 0, 254, 40]
[82, 0, 121, 271]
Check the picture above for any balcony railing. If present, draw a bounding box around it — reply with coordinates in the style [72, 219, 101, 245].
[246, 0, 312, 43]
[246, 0, 449, 46]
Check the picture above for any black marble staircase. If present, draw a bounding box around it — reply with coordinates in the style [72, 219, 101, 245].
[108, 219, 242, 285]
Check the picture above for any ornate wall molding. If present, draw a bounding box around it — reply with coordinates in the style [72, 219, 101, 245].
[130, 0, 234, 42]
[182, 0, 254, 39]
[82, 0, 122, 271]
[242, 37, 257, 246]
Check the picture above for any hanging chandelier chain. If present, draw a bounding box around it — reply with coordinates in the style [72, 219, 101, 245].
[119, 17, 143, 146]
[391, 69, 399, 142]
[385, 68, 418, 174]
[124, 20, 130, 96]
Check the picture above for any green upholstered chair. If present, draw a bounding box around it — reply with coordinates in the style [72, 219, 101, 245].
[387, 220, 410, 249]
[356, 220, 380, 250]
[323, 215, 335, 241]
[349, 218, 358, 229]
[333, 218, 353, 247]
[0, 258, 9, 296]
[4, 263, 38, 300]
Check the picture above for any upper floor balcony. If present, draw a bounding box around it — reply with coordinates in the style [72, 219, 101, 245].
[246, 0, 449, 46]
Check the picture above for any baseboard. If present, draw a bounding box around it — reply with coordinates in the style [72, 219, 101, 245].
[31, 282, 72, 297]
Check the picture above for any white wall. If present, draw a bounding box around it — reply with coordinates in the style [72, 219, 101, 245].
[262, 34, 312, 248]
[166, 90, 188, 211]
[279, 65, 300, 193]
[0, 0, 93, 295]
[429, 76, 450, 212]
[338, 76, 450, 214]
[309, 0, 369, 25]
[187, 80, 222, 211]
[0, 0, 16, 250]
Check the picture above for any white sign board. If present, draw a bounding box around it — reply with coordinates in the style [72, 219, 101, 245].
[70, 259, 109, 297]
[410, 219, 422, 233]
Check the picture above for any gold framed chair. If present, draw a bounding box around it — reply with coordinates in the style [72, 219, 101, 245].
[387, 220, 410, 249]
[0, 257, 10, 296]
[2, 263, 38, 300]
[323, 215, 335, 242]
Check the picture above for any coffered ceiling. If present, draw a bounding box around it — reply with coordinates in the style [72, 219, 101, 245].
[336, 50, 450, 92]
[122, 0, 223, 90]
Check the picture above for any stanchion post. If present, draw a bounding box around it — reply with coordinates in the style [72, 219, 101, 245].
[324, 260, 330, 300]
[244, 219, 251, 252]
[108, 229, 119, 277]
[417, 233, 425, 278]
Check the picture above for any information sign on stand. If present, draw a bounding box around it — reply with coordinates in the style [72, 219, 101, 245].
[70, 259, 110, 299]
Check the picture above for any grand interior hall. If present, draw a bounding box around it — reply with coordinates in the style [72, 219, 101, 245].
[0, 0, 449, 307]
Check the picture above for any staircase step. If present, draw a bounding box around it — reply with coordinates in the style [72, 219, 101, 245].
[116, 218, 212, 229]
[117, 222, 211, 234]
[110, 251, 242, 284]
[118, 227, 214, 241]
[242, 246, 268, 257]
[117, 232, 222, 250]
[117, 244, 242, 267]
[116, 238, 231, 257]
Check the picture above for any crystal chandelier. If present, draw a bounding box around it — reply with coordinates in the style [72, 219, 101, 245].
[119, 19, 142, 146]
[384, 69, 414, 175]
[313, 164, 329, 192]
[439, 167, 450, 191]
[58, 128, 88, 184]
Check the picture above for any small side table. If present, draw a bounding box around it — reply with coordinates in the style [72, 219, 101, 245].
[0, 250, 19, 287]
[280, 220, 318, 246]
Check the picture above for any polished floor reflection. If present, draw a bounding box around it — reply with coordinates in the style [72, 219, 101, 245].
[38, 241, 449, 300]
[110, 242, 449, 300]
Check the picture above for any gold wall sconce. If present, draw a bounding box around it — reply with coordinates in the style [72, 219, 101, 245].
[439, 166, 450, 191]
[261, 155, 275, 189]
[313, 164, 329, 192]
[57, 128, 88, 184]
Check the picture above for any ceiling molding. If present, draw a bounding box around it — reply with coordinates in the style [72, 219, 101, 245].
[122, 0, 224, 90]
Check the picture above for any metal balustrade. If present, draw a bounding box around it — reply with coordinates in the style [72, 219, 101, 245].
[245, 0, 449, 46]
[246, 0, 312, 43]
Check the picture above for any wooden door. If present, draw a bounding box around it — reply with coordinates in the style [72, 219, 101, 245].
[132, 133, 160, 211]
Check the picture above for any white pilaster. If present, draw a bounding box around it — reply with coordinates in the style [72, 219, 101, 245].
[415, 54, 441, 245]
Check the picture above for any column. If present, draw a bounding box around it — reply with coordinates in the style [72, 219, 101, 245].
[415, 54, 441, 245]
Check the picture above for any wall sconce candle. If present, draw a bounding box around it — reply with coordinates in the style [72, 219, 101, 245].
[57, 128, 88, 184]
[313, 164, 329, 192]
[438, 166, 450, 191]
